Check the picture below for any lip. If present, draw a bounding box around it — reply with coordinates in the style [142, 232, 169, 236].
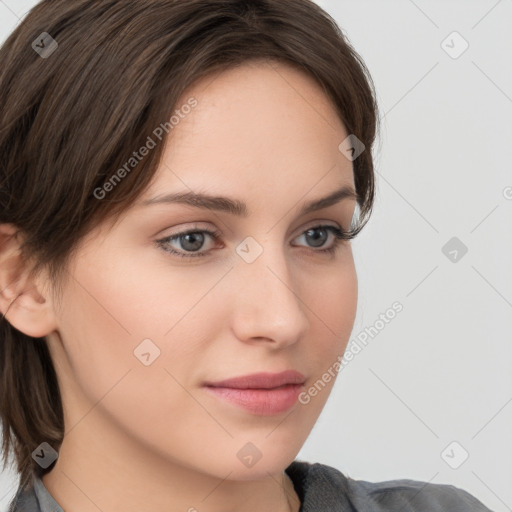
[203, 370, 306, 389]
[202, 370, 306, 416]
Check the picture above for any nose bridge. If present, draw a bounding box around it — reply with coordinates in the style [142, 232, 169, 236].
[231, 232, 310, 343]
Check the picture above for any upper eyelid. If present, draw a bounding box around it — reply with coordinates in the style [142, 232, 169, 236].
[160, 217, 347, 236]
[158, 222, 351, 247]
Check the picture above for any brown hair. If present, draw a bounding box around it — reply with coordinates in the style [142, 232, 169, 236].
[0, 0, 379, 493]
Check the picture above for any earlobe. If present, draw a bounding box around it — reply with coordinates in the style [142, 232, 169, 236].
[0, 223, 58, 338]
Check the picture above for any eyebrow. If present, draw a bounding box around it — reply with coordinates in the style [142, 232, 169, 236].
[141, 185, 358, 217]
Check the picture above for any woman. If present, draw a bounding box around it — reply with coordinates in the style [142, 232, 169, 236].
[0, 1, 493, 511]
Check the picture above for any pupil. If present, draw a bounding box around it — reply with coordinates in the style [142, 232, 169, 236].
[307, 228, 327, 247]
[182, 232, 204, 251]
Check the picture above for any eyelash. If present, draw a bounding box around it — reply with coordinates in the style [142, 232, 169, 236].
[156, 224, 356, 259]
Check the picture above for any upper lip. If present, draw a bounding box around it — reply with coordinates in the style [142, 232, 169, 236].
[203, 370, 306, 389]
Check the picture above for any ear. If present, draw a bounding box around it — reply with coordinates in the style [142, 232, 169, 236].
[0, 223, 58, 338]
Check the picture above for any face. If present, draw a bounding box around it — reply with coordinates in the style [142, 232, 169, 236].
[44, 59, 358, 482]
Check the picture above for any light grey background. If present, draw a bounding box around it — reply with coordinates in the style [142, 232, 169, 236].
[1, 1, 511, 511]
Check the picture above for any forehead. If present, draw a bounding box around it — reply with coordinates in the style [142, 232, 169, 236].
[146, 59, 352, 194]
[172, 58, 346, 141]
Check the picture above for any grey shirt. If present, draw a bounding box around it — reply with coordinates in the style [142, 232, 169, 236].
[8, 459, 493, 511]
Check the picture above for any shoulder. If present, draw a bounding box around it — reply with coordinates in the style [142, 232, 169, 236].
[286, 460, 493, 511]
[6, 476, 41, 512]
[351, 474, 492, 511]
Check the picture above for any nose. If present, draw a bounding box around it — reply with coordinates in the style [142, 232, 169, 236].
[228, 239, 310, 349]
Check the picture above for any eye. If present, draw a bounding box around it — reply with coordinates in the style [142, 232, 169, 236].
[293, 225, 353, 256]
[156, 224, 355, 259]
[156, 227, 222, 259]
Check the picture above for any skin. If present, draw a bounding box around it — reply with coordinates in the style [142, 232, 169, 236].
[0, 59, 358, 512]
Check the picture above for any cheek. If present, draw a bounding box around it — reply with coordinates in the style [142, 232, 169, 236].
[304, 251, 358, 355]
[54, 247, 232, 403]
[298, 253, 358, 401]
[54, 257, 214, 458]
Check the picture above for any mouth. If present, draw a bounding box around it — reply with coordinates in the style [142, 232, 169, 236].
[202, 370, 306, 415]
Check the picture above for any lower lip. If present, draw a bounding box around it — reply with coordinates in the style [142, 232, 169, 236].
[203, 384, 304, 415]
